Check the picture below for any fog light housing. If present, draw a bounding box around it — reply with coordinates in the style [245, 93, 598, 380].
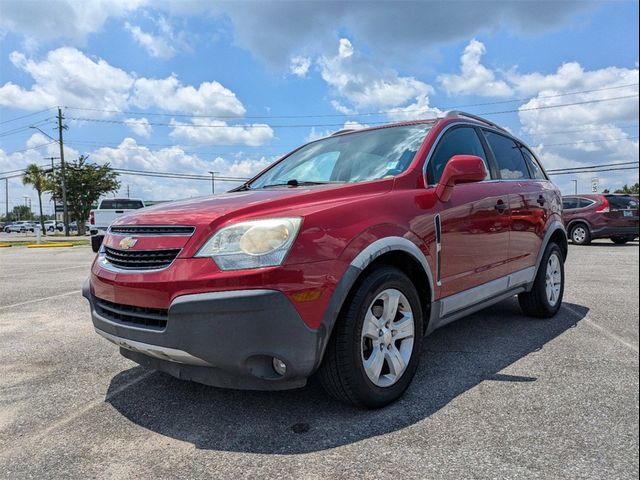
[272, 357, 287, 376]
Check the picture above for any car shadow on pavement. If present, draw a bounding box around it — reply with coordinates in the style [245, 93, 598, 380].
[106, 298, 588, 454]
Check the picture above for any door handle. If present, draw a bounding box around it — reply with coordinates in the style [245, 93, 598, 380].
[495, 200, 508, 212]
[537, 195, 546, 206]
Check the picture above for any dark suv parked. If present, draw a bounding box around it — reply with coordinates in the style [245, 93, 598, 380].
[562, 194, 639, 245]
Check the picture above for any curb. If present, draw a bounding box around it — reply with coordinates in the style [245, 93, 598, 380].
[27, 243, 75, 248]
[0, 244, 11, 248]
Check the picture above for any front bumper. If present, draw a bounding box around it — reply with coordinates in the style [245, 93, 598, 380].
[83, 280, 322, 390]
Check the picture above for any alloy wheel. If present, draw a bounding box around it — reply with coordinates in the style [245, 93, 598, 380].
[361, 288, 415, 387]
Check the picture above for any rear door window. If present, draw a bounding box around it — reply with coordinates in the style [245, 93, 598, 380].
[484, 131, 531, 180]
[606, 195, 639, 210]
[562, 198, 578, 210]
[427, 127, 489, 184]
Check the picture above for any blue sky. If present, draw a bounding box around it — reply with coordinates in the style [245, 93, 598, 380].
[0, 0, 638, 214]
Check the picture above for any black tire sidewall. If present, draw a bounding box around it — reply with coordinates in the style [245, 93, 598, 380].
[535, 244, 564, 315]
[345, 267, 423, 408]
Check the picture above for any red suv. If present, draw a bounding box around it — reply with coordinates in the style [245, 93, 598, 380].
[83, 111, 567, 408]
[562, 194, 639, 245]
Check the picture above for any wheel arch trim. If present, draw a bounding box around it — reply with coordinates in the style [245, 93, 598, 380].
[533, 220, 567, 280]
[313, 236, 434, 371]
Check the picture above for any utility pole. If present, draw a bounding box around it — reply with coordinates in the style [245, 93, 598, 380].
[208, 171, 219, 194]
[56, 107, 70, 236]
[127, 184, 130, 198]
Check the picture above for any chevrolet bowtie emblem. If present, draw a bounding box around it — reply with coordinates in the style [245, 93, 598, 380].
[119, 236, 138, 250]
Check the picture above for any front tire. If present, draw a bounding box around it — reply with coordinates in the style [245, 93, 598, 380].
[518, 243, 564, 318]
[318, 266, 423, 408]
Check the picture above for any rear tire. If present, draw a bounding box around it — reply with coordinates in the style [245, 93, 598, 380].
[570, 223, 591, 245]
[318, 266, 423, 408]
[91, 235, 103, 253]
[611, 236, 631, 245]
[518, 242, 564, 318]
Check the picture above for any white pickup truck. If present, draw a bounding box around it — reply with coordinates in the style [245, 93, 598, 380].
[89, 198, 145, 252]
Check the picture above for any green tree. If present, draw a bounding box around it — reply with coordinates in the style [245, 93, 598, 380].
[47, 156, 120, 235]
[3, 205, 32, 222]
[613, 183, 639, 195]
[22, 163, 48, 234]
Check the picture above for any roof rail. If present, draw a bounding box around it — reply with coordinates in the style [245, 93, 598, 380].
[331, 128, 357, 136]
[444, 110, 507, 131]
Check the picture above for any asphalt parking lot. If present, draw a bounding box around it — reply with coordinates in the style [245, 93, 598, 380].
[0, 241, 638, 479]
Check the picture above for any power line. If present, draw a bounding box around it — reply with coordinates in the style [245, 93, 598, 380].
[62, 83, 639, 119]
[548, 166, 639, 176]
[542, 136, 638, 147]
[65, 94, 640, 129]
[2, 141, 57, 155]
[0, 118, 54, 138]
[547, 161, 639, 173]
[0, 107, 54, 125]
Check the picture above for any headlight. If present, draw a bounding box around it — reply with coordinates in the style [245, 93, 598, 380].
[196, 217, 302, 270]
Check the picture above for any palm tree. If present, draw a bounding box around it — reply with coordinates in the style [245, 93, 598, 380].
[22, 164, 48, 235]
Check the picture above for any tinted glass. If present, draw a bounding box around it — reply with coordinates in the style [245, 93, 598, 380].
[250, 124, 431, 188]
[562, 198, 578, 209]
[100, 200, 144, 209]
[427, 127, 488, 184]
[521, 148, 547, 180]
[578, 198, 594, 208]
[606, 195, 639, 210]
[484, 131, 531, 180]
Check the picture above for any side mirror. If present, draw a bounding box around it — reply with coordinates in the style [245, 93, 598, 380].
[435, 155, 487, 202]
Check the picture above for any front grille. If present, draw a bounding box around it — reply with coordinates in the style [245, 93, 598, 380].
[104, 246, 180, 270]
[95, 297, 168, 329]
[109, 225, 195, 235]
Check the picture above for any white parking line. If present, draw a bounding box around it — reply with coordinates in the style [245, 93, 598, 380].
[563, 304, 639, 354]
[0, 290, 81, 310]
[0, 265, 88, 279]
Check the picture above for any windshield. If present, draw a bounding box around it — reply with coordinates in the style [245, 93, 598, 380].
[249, 124, 432, 189]
[100, 199, 144, 209]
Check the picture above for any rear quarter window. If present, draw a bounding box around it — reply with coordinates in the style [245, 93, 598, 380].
[521, 148, 548, 180]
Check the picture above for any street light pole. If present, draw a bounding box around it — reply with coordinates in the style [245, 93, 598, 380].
[571, 180, 578, 195]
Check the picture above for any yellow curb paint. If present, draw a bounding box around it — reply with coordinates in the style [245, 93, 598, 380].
[27, 243, 74, 248]
[0, 244, 11, 248]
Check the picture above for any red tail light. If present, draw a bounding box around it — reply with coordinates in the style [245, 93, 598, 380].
[90, 211, 95, 225]
[595, 196, 610, 213]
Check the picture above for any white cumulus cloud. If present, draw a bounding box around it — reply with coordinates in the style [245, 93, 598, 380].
[124, 117, 152, 137]
[438, 39, 513, 97]
[125, 22, 176, 59]
[289, 56, 311, 77]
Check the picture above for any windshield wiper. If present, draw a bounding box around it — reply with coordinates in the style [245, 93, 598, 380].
[261, 179, 343, 188]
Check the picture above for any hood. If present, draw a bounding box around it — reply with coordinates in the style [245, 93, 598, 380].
[111, 180, 393, 232]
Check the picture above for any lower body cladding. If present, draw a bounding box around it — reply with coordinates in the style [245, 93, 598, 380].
[82, 281, 322, 390]
[591, 225, 639, 239]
